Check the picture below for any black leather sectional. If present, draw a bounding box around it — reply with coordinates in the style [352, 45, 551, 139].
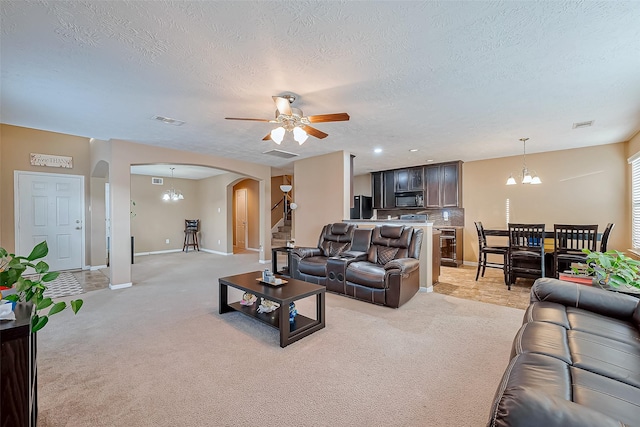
[488, 278, 640, 426]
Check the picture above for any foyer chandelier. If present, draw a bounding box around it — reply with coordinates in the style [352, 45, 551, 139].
[506, 138, 541, 185]
[162, 167, 184, 201]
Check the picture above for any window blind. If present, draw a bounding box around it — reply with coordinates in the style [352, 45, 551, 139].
[632, 157, 640, 249]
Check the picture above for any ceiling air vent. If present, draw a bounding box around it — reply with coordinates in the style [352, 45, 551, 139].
[572, 120, 594, 129]
[151, 115, 185, 126]
[151, 177, 163, 185]
[263, 149, 299, 159]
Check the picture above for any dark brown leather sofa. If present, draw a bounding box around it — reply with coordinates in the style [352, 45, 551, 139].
[289, 223, 356, 285]
[291, 224, 423, 308]
[488, 278, 640, 427]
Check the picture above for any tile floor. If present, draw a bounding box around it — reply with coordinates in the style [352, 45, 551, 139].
[435, 264, 533, 310]
[71, 256, 534, 310]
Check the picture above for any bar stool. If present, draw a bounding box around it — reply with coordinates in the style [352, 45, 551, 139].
[183, 219, 200, 252]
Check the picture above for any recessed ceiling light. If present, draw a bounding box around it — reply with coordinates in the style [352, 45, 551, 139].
[374, 148, 382, 154]
[572, 120, 594, 129]
[409, 149, 418, 152]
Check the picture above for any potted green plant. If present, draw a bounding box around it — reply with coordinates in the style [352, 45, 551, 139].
[0, 240, 83, 331]
[573, 249, 640, 290]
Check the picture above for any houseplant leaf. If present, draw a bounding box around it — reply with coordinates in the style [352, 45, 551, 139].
[48, 301, 67, 316]
[27, 241, 48, 261]
[31, 315, 49, 332]
[71, 299, 83, 314]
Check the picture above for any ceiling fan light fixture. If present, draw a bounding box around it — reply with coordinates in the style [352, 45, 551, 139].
[506, 174, 517, 185]
[293, 127, 308, 145]
[531, 174, 542, 185]
[271, 127, 285, 144]
[521, 168, 533, 184]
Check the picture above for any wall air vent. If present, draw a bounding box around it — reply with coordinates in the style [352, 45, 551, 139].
[262, 149, 299, 159]
[151, 177, 163, 185]
[572, 120, 594, 129]
[151, 115, 185, 126]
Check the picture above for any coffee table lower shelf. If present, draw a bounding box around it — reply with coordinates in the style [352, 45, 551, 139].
[227, 302, 320, 333]
[219, 271, 325, 348]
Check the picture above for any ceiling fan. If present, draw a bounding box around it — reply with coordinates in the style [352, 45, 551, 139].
[225, 95, 350, 145]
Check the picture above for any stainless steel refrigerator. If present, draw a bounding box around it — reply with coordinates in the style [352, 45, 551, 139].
[350, 195, 373, 219]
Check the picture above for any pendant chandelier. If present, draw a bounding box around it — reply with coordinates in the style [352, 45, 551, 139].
[162, 167, 184, 201]
[506, 138, 541, 185]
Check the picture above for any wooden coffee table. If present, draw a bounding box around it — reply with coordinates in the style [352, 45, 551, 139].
[219, 271, 326, 347]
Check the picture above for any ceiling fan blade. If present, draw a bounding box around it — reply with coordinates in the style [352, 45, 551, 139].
[225, 117, 271, 122]
[262, 133, 272, 141]
[306, 113, 350, 123]
[273, 96, 292, 116]
[301, 125, 328, 139]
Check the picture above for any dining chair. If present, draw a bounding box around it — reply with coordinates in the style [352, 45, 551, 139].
[507, 223, 546, 290]
[600, 223, 615, 252]
[553, 224, 598, 278]
[474, 222, 508, 284]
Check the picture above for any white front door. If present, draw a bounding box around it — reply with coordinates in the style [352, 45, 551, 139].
[15, 171, 84, 271]
[235, 188, 247, 248]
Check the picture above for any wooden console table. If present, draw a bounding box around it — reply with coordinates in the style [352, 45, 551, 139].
[1, 303, 37, 427]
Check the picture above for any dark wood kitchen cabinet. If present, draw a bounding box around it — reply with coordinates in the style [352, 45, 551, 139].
[373, 171, 396, 209]
[395, 168, 423, 192]
[383, 170, 396, 208]
[424, 161, 462, 208]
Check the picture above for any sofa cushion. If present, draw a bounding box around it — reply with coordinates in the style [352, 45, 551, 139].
[568, 330, 640, 388]
[330, 223, 351, 235]
[571, 365, 640, 426]
[367, 245, 399, 265]
[489, 353, 629, 427]
[321, 241, 349, 257]
[512, 321, 572, 363]
[380, 225, 404, 239]
[345, 261, 386, 289]
[297, 256, 328, 277]
[526, 301, 640, 347]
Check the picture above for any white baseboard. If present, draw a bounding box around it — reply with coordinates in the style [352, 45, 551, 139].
[109, 282, 132, 290]
[200, 248, 233, 256]
[419, 286, 434, 293]
[135, 249, 183, 256]
[247, 247, 260, 252]
[259, 259, 270, 264]
[463, 261, 478, 267]
[90, 264, 108, 271]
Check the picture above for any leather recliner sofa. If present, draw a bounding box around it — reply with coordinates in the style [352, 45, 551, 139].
[289, 223, 356, 285]
[487, 278, 640, 427]
[291, 224, 423, 308]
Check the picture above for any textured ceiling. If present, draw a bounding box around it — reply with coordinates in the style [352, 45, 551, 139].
[2, 1, 640, 175]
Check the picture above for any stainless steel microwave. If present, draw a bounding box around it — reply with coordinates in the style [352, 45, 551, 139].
[395, 193, 423, 207]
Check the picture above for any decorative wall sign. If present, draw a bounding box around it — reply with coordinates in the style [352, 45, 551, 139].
[30, 153, 73, 168]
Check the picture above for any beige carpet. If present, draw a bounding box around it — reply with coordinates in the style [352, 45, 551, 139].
[36, 251, 525, 427]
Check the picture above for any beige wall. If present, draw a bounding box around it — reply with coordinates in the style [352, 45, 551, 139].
[463, 142, 629, 263]
[106, 139, 271, 286]
[0, 124, 91, 258]
[293, 151, 351, 247]
[626, 130, 640, 158]
[353, 173, 372, 197]
[130, 174, 202, 253]
[232, 178, 260, 249]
